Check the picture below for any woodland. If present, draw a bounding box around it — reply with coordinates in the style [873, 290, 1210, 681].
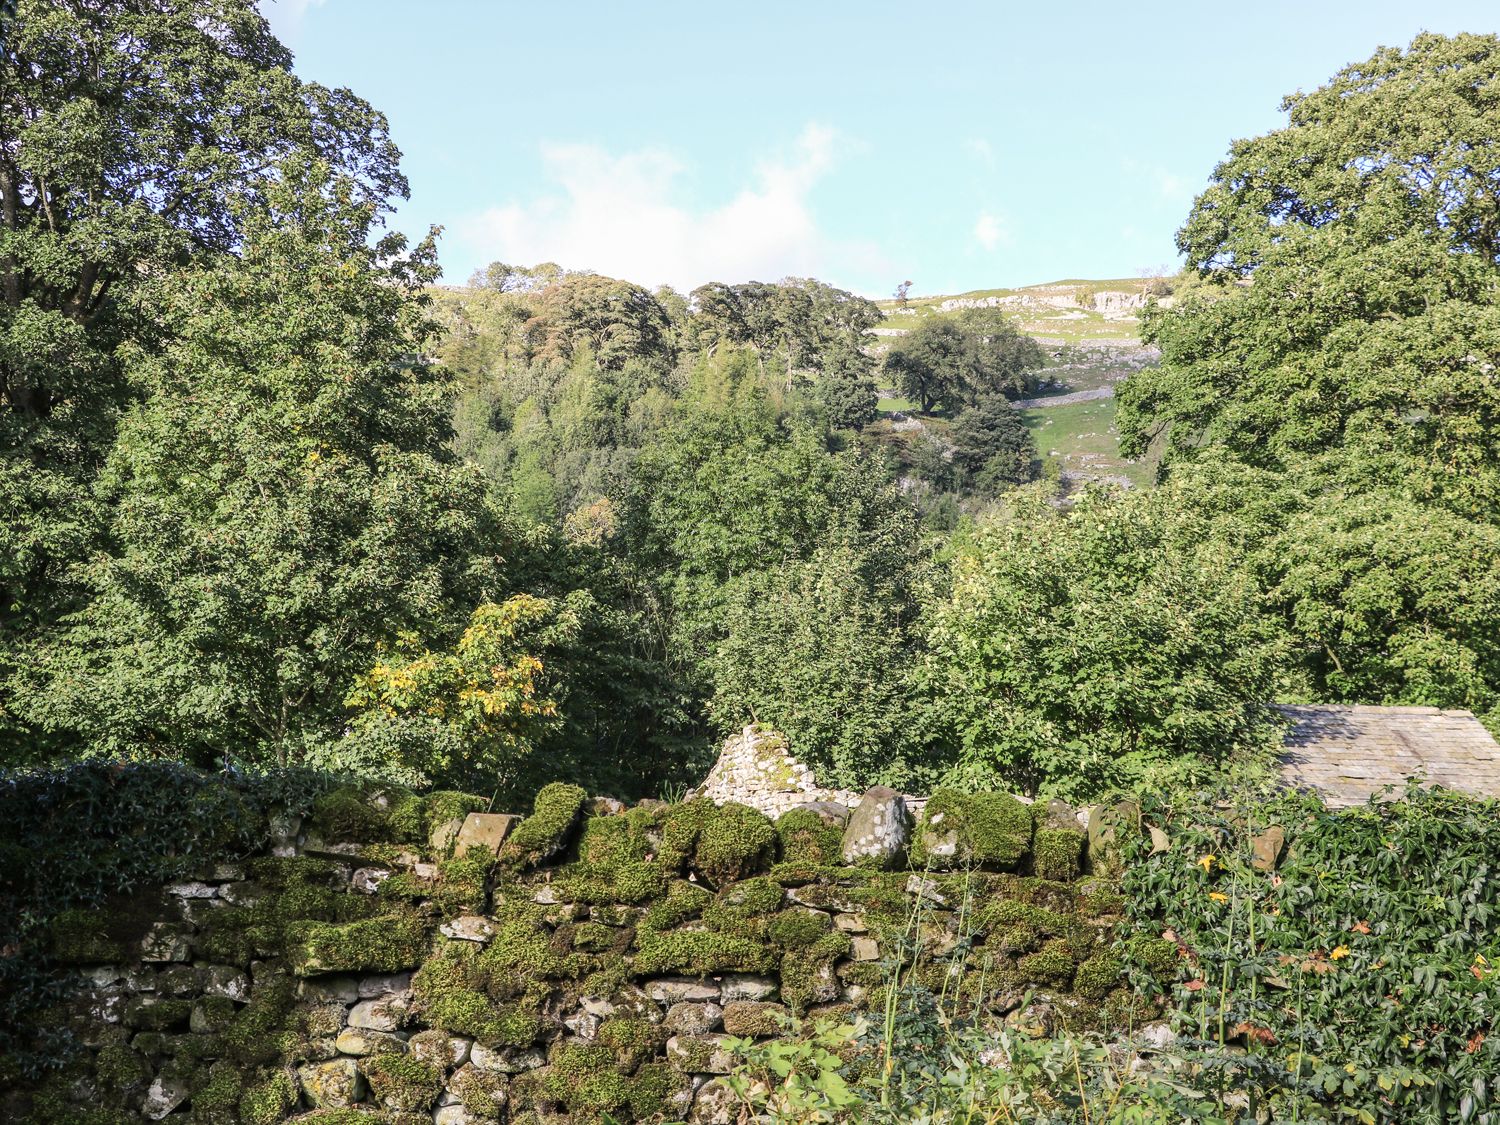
[4, 3, 1500, 1122]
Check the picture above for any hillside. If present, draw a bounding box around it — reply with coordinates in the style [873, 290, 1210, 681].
[868, 277, 1166, 489]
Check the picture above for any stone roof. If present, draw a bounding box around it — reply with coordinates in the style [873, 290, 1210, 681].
[1276, 704, 1500, 807]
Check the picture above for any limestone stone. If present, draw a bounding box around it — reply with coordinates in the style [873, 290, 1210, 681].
[645, 978, 722, 1003]
[410, 1029, 471, 1069]
[469, 1044, 546, 1073]
[788, 800, 853, 827]
[698, 726, 861, 820]
[688, 1077, 740, 1123]
[833, 913, 867, 933]
[905, 874, 947, 905]
[430, 816, 466, 857]
[435, 1106, 479, 1125]
[454, 812, 520, 858]
[299, 975, 359, 1004]
[841, 787, 910, 867]
[851, 937, 880, 962]
[334, 1026, 406, 1056]
[358, 972, 413, 998]
[165, 881, 217, 899]
[140, 1074, 190, 1120]
[138, 923, 192, 963]
[664, 1002, 723, 1036]
[667, 1033, 735, 1074]
[348, 993, 410, 1031]
[590, 796, 627, 816]
[721, 1001, 788, 1037]
[720, 974, 778, 1002]
[564, 1010, 600, 1039]
[298, 1057, 366, 1107]
[200, 965, 250, 1002]
[351, 867, 391, 894]
[440, 915, 496, 943]
[1138, 1021, 1175, 1051]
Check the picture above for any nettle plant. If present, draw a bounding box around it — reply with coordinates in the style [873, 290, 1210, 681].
[1123, 782, 1500, 1124]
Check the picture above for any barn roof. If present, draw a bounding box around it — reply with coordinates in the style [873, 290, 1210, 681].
[1276, 704, 1500, 807]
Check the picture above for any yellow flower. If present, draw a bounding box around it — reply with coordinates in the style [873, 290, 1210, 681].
[1208, 892, 1229, 904]
[1197, 854, 1216, 872]
[1331, 945, 1350, 961]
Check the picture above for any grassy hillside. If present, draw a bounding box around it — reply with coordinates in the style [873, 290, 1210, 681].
[872, 277, 1164, 490]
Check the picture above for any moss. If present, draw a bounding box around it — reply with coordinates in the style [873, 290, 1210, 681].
[571, 921, 622, 953]
[426, 790, 489, 828]
[766, 908, 833, 949]
[625, 1061, 682, 1118]
[912, 789, 1033, 871]
[1078, 877, 1126, 918]
[412, 948, 543, 1047]
[556, 808, 669, 905]
[780, 932, 853, 1011]
[1017, 938, 1078, 987]
[190, 1061, 245, 1115]
[191, 996, 237, 1034]
[478, 917, 589, 986]
[632, 928, 777, 976]
[598, 1017, 665, 1070]
[306, 786, 391, 842]
[502, 782, 588, 868]
[223, 976, 297, 1068]
[291, 912, 427, 976]
[545, 1043, 630, 1113]
[775, 807, 843, 869]
[238, 1070, 298, 1125]
[722, 1001, 788, 1037]
[1074, 954, 1124, 1000]
[1033, 827, 1085, 882]
[50, 909, 128, 963]
[452, 1065, 509, 1117]
[639, 880, 712, 933]
[993, 923, 1041, 955]
[1124, 935, 1180, 979]
[694, 802, 777, 884]
[364, 1053, 442, 1111]
[94, 1041, 150, 1093]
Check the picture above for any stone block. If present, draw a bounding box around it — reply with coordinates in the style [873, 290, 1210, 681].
[141, 1074, 189, 1120]
[664, 1001, 724, 1035]
[841, 787, 910, 868]
[455, 812, 520, 858]
[667, 1033, 735, 1074]
[410, 1029, 472, 1070]
[348, 993, 410, 1031]
[851, 937, 880, 962]
[334, 1027, 406, 1056]
[1251, 825, 1286, 872]
[469, 1044, 546, 1073]
[298, 1057, 365, 1107]
[645, 977, 722, 1003]
[139, 922, 192, 963]
[720, 974, 778, 1002]
[299, 975, 359, 1004]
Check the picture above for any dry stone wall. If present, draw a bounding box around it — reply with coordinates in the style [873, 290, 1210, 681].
[5, 773, 1163, 1125]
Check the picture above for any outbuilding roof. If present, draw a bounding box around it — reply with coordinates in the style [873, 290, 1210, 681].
[1276, 704, 1500, 807]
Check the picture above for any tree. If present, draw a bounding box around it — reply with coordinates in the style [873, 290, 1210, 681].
[813, 343, 878, 430]
[949, 394, 1036, 493]
[883, 310, 1042, 414]
[894, 280, 913, 308]
[1119, 32, 1500, 511]
[21, 166, 498, 768]
[341, 596, 578, 796]
[527, 274, 675, 372]
[925, 487, 1293, 800]
[709, 547, 932, 791]
[0, 0, 407, 756]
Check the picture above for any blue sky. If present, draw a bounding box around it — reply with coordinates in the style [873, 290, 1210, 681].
[268, 1, 1498, 298]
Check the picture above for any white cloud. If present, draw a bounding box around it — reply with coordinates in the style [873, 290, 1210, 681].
[453, 124, 882, 292]
[972, 210, 1011, 252]
[964, 138, 997, 170]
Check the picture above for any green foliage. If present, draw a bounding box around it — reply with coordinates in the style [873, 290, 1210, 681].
[21, 164, 497, 772]
[1124, 784, 1500, 1122]
[883, 307, 1044, 414]
[926, 487, 1293, 799]
[948, 393, 1038, 494]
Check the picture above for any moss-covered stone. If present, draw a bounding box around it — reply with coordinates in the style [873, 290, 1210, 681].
[452, 1063, 510, 1117]
[95, 1040, 151, 1094]
[363, 1052, 442, 1111]
[238, 1069, 298, 1125]
[1033, 827, 1085, 882]
[660, 799, 776, 885]
[1017, 938, 1078, 987]
[291, 913, 427, 976]
[545, 1043, 631, 1114]
[721, 1000, 789, 1037]
[556, 807, 669, 905]
[570, 921, 623, 953]
[780, 932, 853, 1011]
[502, 783, 588, 869]
[775, 807, 844, 869]
[223, 977, 298, 1068]
[1074, 954, 1124, 1000]
[411, 947, 543, 1047]
[639, 880, 712, 933]
[766, 908, 833, 949]
[123, 997, 192, 1031]
[306, 786, 394, 843]
[912, 789, 1034, 871]
[598, 1017, 666, 1071]
[1124, 934, 1180, 979]
[50, 910, 130, 964]
[632, 928, 778, 976]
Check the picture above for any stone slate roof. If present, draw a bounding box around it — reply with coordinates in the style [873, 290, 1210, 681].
[1276, 704, 1500, 807]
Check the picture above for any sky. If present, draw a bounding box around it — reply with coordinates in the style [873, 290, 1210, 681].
[268, 1, 1499, 298]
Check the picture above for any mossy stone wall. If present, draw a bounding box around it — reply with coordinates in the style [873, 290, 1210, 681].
[4, 784, 1156, 1124]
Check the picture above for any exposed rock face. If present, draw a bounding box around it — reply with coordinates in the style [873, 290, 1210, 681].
[841, 786, 911, 867]
[698, 726, 860, 818]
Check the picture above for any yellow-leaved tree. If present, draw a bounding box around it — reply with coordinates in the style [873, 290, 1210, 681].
[332, 595, 579, 797]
